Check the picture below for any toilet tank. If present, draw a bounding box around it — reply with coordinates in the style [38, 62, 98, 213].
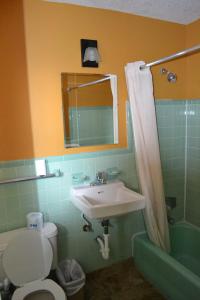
[41, 222, 58, 269]
[0, 222, 58, 282]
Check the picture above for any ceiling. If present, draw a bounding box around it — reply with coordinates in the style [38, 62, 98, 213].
[46, 0, 200, 25]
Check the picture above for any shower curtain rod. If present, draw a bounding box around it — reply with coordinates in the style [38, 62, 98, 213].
[67, 76, 111, 92]
[140, 44, 200, 70]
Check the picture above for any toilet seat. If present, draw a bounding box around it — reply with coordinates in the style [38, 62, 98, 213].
[12, 279, 66, 300]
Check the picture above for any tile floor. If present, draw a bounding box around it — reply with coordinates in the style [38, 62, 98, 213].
[85, 258, 165, 300]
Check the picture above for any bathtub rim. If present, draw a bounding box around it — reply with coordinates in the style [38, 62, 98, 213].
[133, 221, 200, 288]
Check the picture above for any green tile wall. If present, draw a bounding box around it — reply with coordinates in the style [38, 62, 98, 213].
[156, 100, 186, 221]
[0, 104, 144, 273]
[186, 100, 200, 226]
[1, 99, 197, 273]
[0, 152, 144, 273]
[69, 106, 114, 146]
[156, 99, 200, 228]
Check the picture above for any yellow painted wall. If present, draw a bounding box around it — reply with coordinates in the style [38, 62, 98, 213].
[0, 0, 33, 160]
[186, 19, 200, 98]
[22, 0, 186, 158]
[64, 74, 113, 106]
[1, 0, 188, 160]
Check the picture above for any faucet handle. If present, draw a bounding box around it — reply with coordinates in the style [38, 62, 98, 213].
[96, 171, 107, 184]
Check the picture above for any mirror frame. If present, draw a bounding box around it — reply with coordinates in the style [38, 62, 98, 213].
[61, 73, 119, 148]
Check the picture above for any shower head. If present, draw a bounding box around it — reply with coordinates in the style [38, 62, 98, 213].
[160, 68, 177, 83]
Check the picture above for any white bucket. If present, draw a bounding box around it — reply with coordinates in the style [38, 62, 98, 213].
[26, 212, 44, 231]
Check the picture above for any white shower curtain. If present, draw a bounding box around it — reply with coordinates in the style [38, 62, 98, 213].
[125, 61, 170, 252]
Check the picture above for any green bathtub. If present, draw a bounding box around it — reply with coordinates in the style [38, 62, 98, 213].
[134, 223, 200, 300]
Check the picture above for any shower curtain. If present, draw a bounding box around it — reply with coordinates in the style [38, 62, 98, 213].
[125, 61, 170, 252]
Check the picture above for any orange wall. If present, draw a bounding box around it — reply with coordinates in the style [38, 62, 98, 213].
[22, 0, 186, 158]
[186, 19, 200, 98]
[1, 0, 188, 160]
[64, 74, 113, 107]
[0, 0, 33, 160]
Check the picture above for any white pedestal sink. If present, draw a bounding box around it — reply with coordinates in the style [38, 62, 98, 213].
[72, 180, 145, 219]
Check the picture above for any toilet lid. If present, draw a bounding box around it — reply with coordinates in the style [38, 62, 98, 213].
[2, 230, 53, 287]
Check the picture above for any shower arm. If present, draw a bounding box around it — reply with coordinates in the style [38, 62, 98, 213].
[140, 44, 200, 70]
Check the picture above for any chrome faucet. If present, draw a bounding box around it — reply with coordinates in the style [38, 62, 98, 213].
[90, 171, 107, 186]
[96, 171, 107, 184]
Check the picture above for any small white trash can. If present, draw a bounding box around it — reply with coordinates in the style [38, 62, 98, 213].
[56, 259, 85, 300]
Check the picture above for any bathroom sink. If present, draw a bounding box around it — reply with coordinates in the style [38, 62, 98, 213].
[72, 180, 145, 219]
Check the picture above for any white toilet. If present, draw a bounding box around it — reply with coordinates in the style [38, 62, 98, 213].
[0, 223, 66, 300]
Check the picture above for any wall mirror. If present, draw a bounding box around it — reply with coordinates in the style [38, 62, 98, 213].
[61, 73, 118, 148]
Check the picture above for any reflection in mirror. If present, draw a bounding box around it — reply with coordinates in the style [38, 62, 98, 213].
[61, 73, 118, 148]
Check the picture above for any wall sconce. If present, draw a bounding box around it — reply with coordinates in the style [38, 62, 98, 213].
[81, 39, 100, 68]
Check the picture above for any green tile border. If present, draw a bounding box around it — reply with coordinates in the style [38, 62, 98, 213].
[156, 99, 187, 105]
[0, 145, 132, 167]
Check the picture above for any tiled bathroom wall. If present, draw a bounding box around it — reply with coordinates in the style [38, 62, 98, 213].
[156, 100, 186, 221]
[0, 151, 143, 273]
[1, 100, 200, 272]
[0, 107, 144, 273]
[69, 106, 114, 146]
[186, 100, 200, 226]
[156, 99, 200, 227]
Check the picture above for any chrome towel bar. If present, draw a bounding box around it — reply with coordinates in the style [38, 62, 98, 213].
[0, 170, 61, 185]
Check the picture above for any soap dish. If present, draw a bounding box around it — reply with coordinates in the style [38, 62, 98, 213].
[107, 167, 121, 176]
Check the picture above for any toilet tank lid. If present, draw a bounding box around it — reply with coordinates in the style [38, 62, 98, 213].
[41, 222, 58, 238]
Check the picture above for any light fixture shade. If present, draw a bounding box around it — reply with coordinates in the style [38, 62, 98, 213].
[83, 47, 100, 63]
[81, 39, 99, 68]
